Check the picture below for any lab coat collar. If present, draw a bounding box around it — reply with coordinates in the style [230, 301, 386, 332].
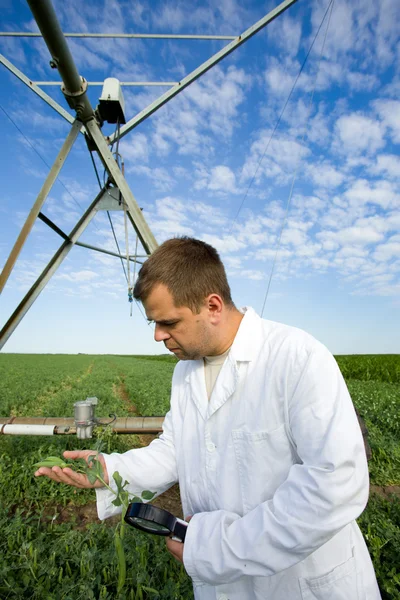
[183, 307, 264, 419]
[229, 306, 264, 363]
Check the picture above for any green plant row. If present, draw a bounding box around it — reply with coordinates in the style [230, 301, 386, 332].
[0, 353, 399, 598]
[0, 506, 193, 599]
[335, 354, 400, 384]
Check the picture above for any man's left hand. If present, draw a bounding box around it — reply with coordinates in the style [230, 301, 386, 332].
[165, 516, 192, 564]
[166, 537, 185, 563]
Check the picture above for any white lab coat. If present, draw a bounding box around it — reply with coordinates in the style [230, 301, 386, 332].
[96, 307, 381, 600]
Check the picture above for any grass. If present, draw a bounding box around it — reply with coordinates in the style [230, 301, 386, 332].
[0, 353, 399, 598]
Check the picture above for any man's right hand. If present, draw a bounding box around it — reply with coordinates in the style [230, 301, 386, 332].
[34, 450, 109, 489]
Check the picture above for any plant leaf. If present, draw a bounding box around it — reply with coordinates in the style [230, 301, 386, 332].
[87, 469, 98, 485]
[129, 496, 142, 504]
[87, 454, 97, 468]
[141, 490, 156, 501]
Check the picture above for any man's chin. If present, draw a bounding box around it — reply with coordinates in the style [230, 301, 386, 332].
[167, 347, 199, 360]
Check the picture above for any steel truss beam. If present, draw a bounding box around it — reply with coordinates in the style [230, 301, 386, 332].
[1, 188, 106, 349]
[0, 32, 236, 40]
[110, 0, 298, 143]
[0, 119, 81, 294]
[85, 119, 158, 255]
[0, 53, 82, 129]
[34, 80, 179, 87]
[38, 211, 144, 264]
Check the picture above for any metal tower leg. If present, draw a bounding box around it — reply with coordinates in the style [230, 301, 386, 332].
[0, 119, 81, 293]
[0, 188, 107, 350]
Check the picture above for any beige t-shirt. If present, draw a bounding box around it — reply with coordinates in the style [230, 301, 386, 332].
[203, 348, 231, 400]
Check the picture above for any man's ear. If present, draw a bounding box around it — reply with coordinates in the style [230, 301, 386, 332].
[206, 294, 223, 324]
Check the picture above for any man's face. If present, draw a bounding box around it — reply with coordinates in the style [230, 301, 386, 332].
[143, 283, 214, 360]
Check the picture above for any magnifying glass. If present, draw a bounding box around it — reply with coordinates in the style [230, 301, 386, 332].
[124, 503, 188, 542]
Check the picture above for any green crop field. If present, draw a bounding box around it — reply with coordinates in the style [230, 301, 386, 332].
[0, 353, 399, 599]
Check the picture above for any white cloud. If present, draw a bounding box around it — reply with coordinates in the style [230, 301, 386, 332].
[237, 269, 264, 281]
[291, 194, 327, 220]
[372, 154, 400, 179]
[201, 233, 246, 253]
[154, 196, 188, 222]
[264, 64, 296, 97]
[311, 0, 355, 57]
[186, 201, 227, 227]
[241, 132, 310, 185]
[55, 269, 98, 282]
[268, 14, 302, 57]
[152, 219, 194, 240]
[334, 113, 386, 154]
[321, 225, 384, 246]
[256, 247, 293, 261]
[354, 214, 399, 235]
[281, 227, 308, 247]
[131, 165, 175, 192]
[336, 246, 368, 258]
[121, 133, 149, 164]
[184, 65, 251, 137]
[308, 163, 345, 188]
[223, 256, 242, 270]
[373, 240, 400, 262]
[344, 179, 400, 210]
[207, 166, 237, 194]
[346, 71, 378, 92]
[307, 106, 332, 145]
[374, 99, 400, 144]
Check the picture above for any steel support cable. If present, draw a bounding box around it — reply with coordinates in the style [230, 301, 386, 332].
[229, 0, 335, 236]
[89, 139, 129, 284]
[89, 149, 102, 190]
[106, 210, 128, 283]
[108, 119, 147, 318]
[89, 145, 151, 326]
[87, 123, 151, 325]
[260, 0, 335, 317]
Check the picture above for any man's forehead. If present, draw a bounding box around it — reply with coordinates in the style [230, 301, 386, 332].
[143, 283, 180, 318]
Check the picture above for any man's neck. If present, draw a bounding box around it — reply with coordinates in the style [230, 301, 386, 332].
[208, 308, 244, 356]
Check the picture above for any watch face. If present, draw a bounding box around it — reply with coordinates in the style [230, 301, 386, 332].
[131, 516, 170, 535]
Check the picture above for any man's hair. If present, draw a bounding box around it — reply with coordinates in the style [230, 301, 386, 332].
[133, 237, 234, 313]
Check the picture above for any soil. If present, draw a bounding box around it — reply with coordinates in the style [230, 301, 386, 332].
[370, 485, 400, 500]
[39, 484, 183, 530]
[115, 380, 138, 414]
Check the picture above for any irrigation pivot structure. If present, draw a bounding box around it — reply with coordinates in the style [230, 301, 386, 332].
[0, 0, 298, 352]
[0, 0, 298, 436]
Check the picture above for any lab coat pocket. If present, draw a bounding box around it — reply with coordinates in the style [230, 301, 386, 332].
[299, 550, 362, 600]
[232, 424, 293, 512]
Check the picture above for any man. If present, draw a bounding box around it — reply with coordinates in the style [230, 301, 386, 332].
[36, 237, 381, 600]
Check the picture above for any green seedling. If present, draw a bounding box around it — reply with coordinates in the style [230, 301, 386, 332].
[35, 452, 156, 593]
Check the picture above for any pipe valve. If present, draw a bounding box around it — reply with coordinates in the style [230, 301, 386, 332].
[74, 397, 98, 439]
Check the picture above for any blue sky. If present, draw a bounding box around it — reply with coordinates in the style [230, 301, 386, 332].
[0, 0, 399, 355]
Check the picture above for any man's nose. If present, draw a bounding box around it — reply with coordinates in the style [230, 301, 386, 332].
[154, 324, 170, 342]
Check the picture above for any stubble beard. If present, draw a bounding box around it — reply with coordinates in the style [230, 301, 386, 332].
[170, 321, 214, 361]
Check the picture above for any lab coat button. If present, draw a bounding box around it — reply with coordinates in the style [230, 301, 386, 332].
[207, 442, 216, 452]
